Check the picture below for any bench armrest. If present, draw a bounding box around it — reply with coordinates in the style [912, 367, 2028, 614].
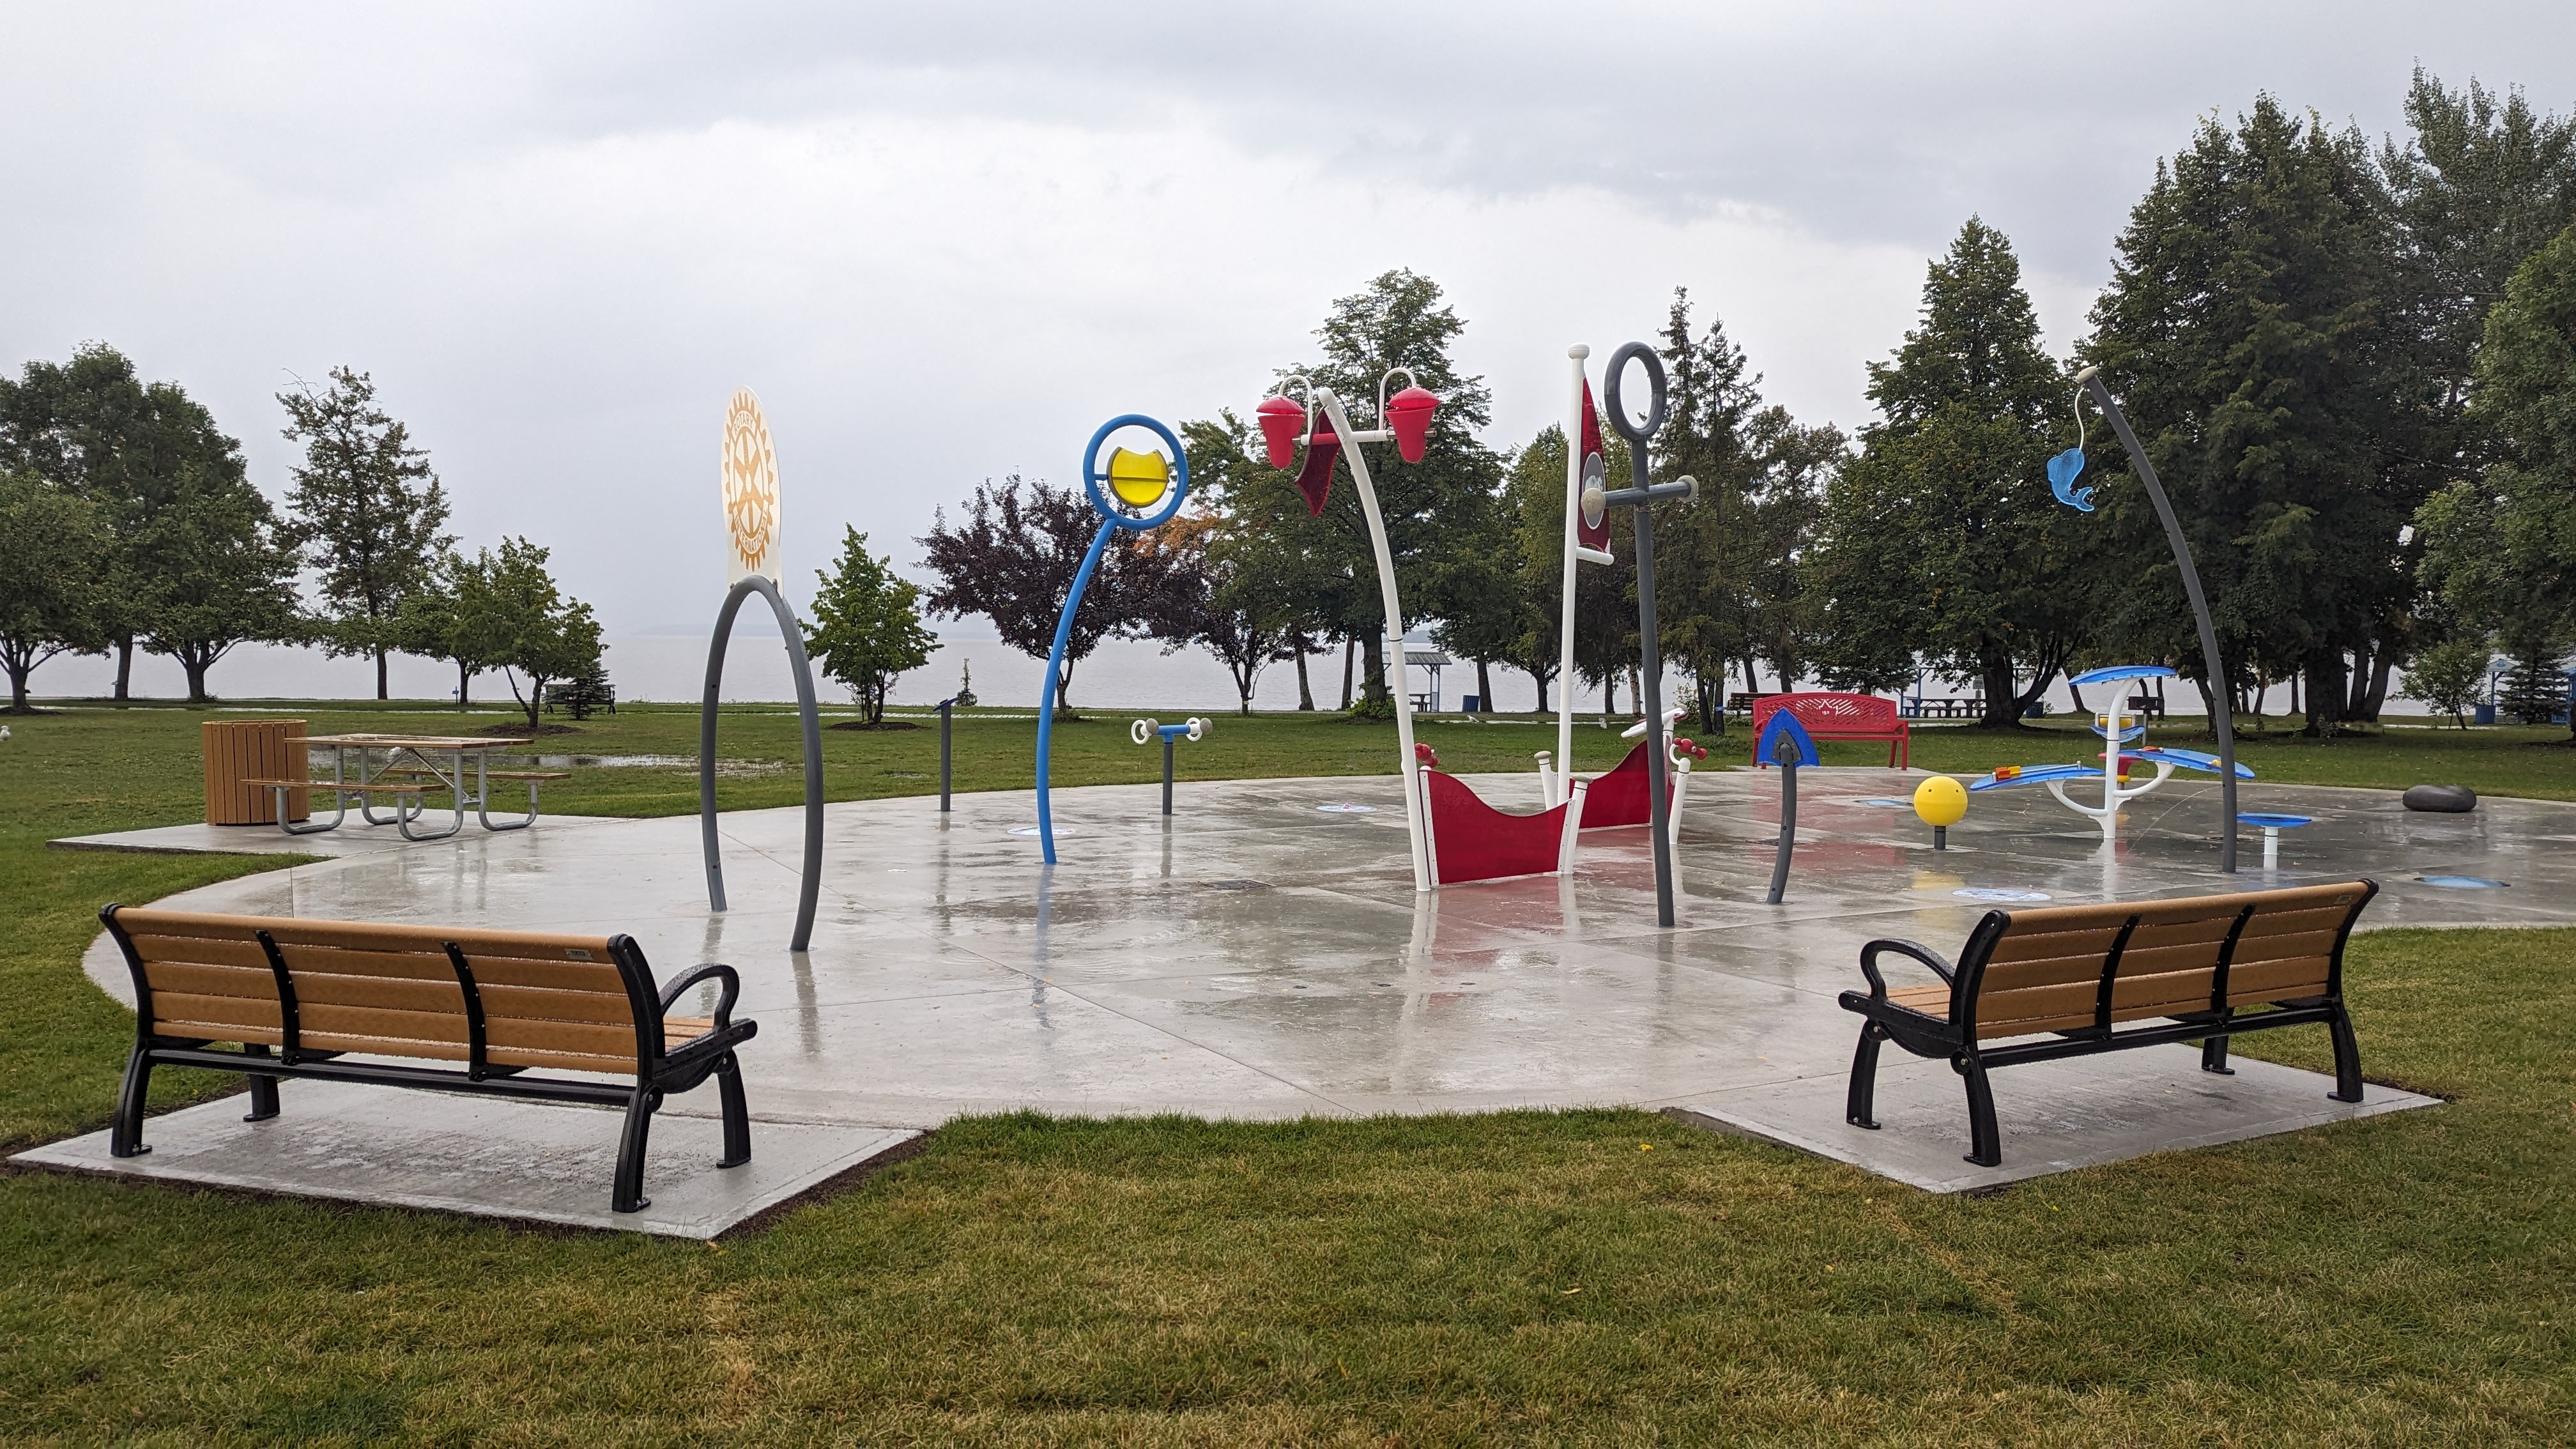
[1858, 939, 1955, 997]
[659, 963, 740, 1029]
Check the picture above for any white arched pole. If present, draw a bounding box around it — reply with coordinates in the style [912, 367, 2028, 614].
[1316, 388, 1430, 894]
[1552, 346, 1587, 807]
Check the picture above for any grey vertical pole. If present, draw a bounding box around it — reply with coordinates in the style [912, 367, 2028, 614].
[1631, 494, 1674, 925]
[1600, 342, 1695, 930]
[2078, 369, 2237, 874]
[1162, 733, 1175, 816]
[1766, 734, 1799, 905]
[938, 698, 953, 813]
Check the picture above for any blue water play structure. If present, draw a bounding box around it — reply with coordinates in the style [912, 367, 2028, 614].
[1034, 415, 1192, 864]
[1969, 663, 2254, 843]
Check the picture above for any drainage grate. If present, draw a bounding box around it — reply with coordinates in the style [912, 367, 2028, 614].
[1205, 879, 1271, 891]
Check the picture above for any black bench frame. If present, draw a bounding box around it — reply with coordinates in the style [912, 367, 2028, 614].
[101, 904, 758, 1213]
[1837, 880, 2375, 1167]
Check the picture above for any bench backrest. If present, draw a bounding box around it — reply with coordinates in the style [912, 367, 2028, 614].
[1947, 877, 2370, 1031]
[1751, 692, 1900, 733]
[103, 907, 665, 1075]
[1951, 881, 2375, 1040]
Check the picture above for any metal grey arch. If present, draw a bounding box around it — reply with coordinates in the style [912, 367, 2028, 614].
[2078, 369, 2240, 875]
[700, 575, 824, 951]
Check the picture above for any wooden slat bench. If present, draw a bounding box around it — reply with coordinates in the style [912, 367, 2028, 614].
[100, 905, 758, 1213]
[1838, 880, 2377, 1167]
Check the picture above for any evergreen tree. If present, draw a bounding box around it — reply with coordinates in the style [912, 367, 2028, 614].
[2384, 72, 2576, 469]
[805, 526, 937, 726]
[1652, 290, 1846, 730]
[2083, 99, 2407, 733]
[277, 367, 454, 700]
[1811, 218, 2090, 727]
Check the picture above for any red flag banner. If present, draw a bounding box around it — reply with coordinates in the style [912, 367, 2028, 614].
[1294, 409, 1341, 516]
[1577, 378, 1613, 555]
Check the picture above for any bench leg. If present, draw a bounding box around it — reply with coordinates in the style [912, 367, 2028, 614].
[111, 1050, 155, 1158]
[243, 1043, 282, 1121]
[715, 1052, 752, 1169]
[2327, 1006, 2365, 1103]
[1957, 1056, 2002, 1168]
[1846, 1023, 1886, 1130]
[2200, 1034, 2235, 1075]
[613, 1086, 661, 1213]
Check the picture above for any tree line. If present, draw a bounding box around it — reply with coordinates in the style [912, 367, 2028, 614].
[905, 72, 2576, 740]
[0, 354, 604, 724]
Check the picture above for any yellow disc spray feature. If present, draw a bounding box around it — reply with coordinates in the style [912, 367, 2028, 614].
[1105, 447, 1171, 509]
[1912, 776, 1967, 829]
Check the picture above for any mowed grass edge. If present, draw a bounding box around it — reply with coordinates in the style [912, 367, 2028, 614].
[0, 703, 2570, 1441]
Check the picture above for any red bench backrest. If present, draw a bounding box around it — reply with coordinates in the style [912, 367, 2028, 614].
[1749, 692, 1898, 732]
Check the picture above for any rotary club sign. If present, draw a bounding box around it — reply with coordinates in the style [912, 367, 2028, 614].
[721, 388, 781, 585]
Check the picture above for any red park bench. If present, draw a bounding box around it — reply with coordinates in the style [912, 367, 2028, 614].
[1749, 693, 1910, 769]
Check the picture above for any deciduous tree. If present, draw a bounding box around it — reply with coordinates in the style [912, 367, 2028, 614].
[0, 344, 255, 698]
[917, 474, 1181, 715]
[806, 526, 937, 726]
[446, 537, 602, 730]
[1163, 416, 1311, 714]
[0, 472, 114, 710]
[2416, 220, 2576, 739]
[1278, 270, 1506, 710]
[131, 470, 307, 703]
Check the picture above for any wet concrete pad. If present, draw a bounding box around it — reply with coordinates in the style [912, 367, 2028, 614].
[13, 1080, 917, 1238]
[1667, 1045, 2438, 1193]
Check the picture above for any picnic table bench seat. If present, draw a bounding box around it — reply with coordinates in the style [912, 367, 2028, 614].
[100, 905, 758, 1213]
[240, 777, 427, 794]
[1839, 880, 2377, 1167]
[1750, 693, 1910, 769]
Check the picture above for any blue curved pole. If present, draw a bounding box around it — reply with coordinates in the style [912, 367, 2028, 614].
[1035, 519, 1117, 864]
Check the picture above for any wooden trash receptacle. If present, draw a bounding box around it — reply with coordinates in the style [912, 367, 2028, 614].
[203, 719, 309, 825]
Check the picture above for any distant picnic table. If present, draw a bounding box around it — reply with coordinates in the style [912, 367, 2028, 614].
[245, 733, 567, 840]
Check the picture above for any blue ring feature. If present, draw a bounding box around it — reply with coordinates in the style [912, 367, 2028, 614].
[1082, 414, 1192, 531]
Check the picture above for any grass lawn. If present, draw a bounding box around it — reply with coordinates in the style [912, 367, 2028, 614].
[2, 700, 2572, 1441]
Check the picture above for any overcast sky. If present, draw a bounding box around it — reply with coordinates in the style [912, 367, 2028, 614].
[6, 3, 2569, 636]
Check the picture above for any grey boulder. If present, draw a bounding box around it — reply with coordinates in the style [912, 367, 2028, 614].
[2402, 784, 2478, 813]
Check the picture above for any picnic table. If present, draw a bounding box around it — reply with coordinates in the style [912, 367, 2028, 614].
[249, 734, 565, 840]
[1901, 696, 1985, 721]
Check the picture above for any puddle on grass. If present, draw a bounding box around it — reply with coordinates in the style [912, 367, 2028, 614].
[307, 750, 788, 778]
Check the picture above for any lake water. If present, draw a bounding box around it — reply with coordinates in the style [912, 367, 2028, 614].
[26, 625, 2421, 718]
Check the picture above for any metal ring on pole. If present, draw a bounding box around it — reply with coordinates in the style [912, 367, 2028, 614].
[1038, 415, 1192, 864]
[1080, 414, 1192, 532]
[700, 574, 824, 951]
[1603, 342, 1667, 445]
